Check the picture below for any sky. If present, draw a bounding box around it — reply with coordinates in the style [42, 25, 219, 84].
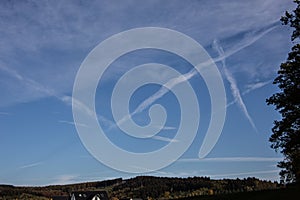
[0, 0, 296, 186]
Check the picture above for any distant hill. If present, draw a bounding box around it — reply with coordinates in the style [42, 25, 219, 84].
[179, 185, 300, 200]
[0, 176, 284, 199]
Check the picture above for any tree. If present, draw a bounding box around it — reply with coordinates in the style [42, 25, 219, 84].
[266, 0, 300, 183]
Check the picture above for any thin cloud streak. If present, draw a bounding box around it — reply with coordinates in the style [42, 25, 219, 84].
[0, 21, 277, 136]
[208, 169, 280, 178]
[0, 21, 276, 137]
[211, 21, 280, 64]
[179, 157, 283, 162]
[0, 112, 11, 115]
[58, 120, 88, 128]
[152, 136, 179, 143]
[213, 39, 257, 132]
[0, 65, 107, 130]
[0, 65, 56, 97]
[19, 162, 43, 169]
[226, 80, 272, 108]
[243, 80, 272, 95]
[115, 69, 198, 127]
[62, 95, 175, 134]
[116, 22, 278, 128]
[147, 168, 279, 181]
[153, 125, 177, 130]
[61, 96, 95, 117]
[129, 165, 171, 175]
[51, 174, 79, 185]
[61, 95, 115, 129]
[0, 21, 277, 111]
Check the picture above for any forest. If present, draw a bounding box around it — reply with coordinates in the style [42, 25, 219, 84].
[0, 176, 283, 200]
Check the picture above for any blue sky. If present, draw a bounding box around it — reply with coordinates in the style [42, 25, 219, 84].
[0, 0, 295, 186]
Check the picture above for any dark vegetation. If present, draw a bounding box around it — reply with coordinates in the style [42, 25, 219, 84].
[267, 0, 300, 183]
[0, 176, 283, 200]
[178, 185, 299, 200]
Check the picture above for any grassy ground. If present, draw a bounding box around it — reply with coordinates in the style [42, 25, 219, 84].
[179, 186, 300, 200]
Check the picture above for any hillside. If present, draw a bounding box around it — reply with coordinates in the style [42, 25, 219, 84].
[179, 185, 299, 200]
[0, 176, 283, 199]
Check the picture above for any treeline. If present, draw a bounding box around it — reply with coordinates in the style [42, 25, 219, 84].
[0, 178, 123, 199]
[111, 176, 278, 199]
[0, 176, 279, 200]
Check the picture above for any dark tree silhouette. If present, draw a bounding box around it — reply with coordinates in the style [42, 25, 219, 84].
[266, 0, 300, 183]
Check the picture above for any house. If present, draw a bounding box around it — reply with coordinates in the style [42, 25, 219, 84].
[53, 191, 109, 200]
[70, 191, 108, 200]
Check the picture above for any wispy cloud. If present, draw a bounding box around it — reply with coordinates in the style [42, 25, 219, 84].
[0, 64, 58, 107]
[0, 67, 106, 127]
[61, 96, 95, 117]
[19, 162, 43, 169]
[208, 169, 280, 178]
[58, 120, 88, 128]
[179, 157, 283, 163]
[149, 125, 178, 142]
[0, 20, 277, 134]
[0, 112, 10, 115]
[152, 135, 179, 143]
[115, 22, 279, 129]
[225, 80, 272, 108]
[0, 65, 56, 97]
[129, 165, 173, 174]
[111, 21, 275, 132]
[148, 169, 206, 178]
[64, 92, 178, 133]
[0, 0, 287, 109]
[136, 69, 197, 114]
[61, 95, 115, 129]
[213, 39, 257, 132]
[153, 125, 177, 130]
[115, 69, 198, 128]
[0, 19, 279, 109]
[98, 115, 116, 129]
[243, 80, 272, 95]
[51, 174, 79, 185]
[212, 21, 280, 64]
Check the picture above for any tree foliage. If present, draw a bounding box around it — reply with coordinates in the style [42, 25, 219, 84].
[266, 0, 300, 183]
[0, 176, 278, 199]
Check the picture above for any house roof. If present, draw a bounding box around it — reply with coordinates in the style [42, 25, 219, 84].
[70, 191, 109, 200]
[53, 191, 108, 200]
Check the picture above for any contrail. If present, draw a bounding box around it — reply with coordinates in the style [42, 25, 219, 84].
[225, 80, 272, 108]
[242, 80, 272, 95]
[0, 65, 111, 129]
[213, 39, 257, 132]
[1, 21, 279, 131]
[0, 64, 56, 97]
[210, 21, 279, 64]
[134, 69, 197, 114]
[115, 68, 198, 127]
[19, 162, 43, 169]
[116, 22, 279, 127]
